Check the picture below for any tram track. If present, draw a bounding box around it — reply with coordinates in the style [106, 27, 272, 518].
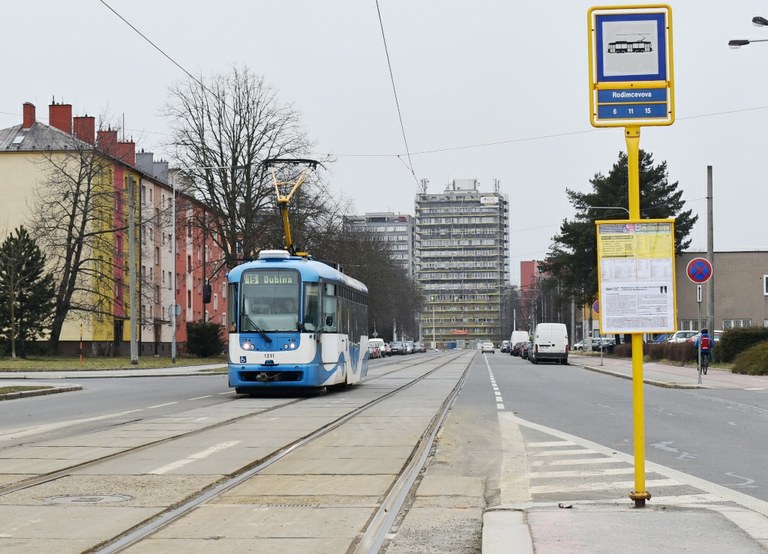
[94, 351, 470, 553]
[0, 353, 448, 500]
[0, 351, 474, 553]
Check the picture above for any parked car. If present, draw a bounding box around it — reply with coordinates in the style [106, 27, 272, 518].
[687, 330, 723, 344]
[481, 341, 495, 353]
[572, 340, 585, 351]
[383, 342, 392, 356]
[510, 331, 530, 350]
[511, 341, 525, 356]
[500, 340, 511, 353]
[592, 337, 615, 352]
[405, 340, 414, 354]
[390, 341, 406, 355]
[667, 330, 698, 343]
[521, 341, 532, 360]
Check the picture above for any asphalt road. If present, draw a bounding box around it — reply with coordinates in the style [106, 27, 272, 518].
[486, 352, 768, 503]
[0, 375, 232, 446]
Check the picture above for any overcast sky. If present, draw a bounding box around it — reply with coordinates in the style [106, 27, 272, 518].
[3, 1, 768, 285]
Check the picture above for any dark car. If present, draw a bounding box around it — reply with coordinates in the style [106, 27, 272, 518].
[511, 341, 525, 356]
[521, 341, 533, 360]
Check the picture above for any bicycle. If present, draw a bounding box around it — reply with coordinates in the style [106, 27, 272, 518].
[698, 350, 710, 377]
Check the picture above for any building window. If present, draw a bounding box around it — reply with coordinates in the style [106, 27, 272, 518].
[723, 319, 752, 330]
[764, 275, 768, 296]
[187, 290, 192, 309]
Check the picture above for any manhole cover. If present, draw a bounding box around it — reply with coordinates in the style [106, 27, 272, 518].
[45, 494, 133, 505]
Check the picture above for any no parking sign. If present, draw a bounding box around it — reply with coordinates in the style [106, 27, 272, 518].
[686, 257, 712, 284]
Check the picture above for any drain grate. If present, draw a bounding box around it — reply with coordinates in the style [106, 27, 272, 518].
[45, 494, 133, 505]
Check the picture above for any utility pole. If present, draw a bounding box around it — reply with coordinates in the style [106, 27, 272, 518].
[171, 176, 177, 363]
[706, 166, 715, 333]
[128, 175, 139, 365]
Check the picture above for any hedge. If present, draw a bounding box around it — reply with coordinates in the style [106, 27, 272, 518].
[718, 327, 768, 363]
[732, 341, 768, 375]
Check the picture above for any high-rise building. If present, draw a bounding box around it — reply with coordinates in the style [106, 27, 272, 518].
[415, 179, 510, 348]
[342, 212, 414, 276]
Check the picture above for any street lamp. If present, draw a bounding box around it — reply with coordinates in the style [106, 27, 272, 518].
[576, 205, 630, 218]
[728, 16, 768, 47]
[170, 175, 178, 363]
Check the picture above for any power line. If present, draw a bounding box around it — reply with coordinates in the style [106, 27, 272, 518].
[375, 0, 420, 190]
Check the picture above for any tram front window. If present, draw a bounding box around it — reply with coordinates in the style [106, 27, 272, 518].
[241, 269, 300, 332]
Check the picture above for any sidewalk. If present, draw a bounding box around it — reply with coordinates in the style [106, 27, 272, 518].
[483, 354, 768, 553]
[572, 352, 768, 390]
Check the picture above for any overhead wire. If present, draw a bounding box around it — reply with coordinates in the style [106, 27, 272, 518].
[94, 0, 768, 166]
[374, 0, 420, 189]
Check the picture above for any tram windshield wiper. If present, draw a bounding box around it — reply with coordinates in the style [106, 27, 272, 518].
[244, 315, 272, 343]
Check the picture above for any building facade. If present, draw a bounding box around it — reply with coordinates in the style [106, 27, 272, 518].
[415, 179, 510, 348]
[342, 212, 414, 276]
[0, 100, 227, 356]
[676, 251, 768, 332]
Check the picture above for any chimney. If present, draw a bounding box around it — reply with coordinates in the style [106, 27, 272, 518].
[49, 102, 73, 133]
[73, 115, 95, 145]
[97, 129, 118, 155]
[22, 102, 36, 129]
[115, 140, 136, 166]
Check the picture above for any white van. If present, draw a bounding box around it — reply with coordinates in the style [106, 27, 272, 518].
[531, 323, 569, 365]
[368, 338, 385, 358]
[510, 330, 530, 346]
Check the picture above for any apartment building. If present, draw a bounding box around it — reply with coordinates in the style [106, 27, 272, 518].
[0, 100, 226, 356]
[415, 179, 510, 348]
[342, 212, 414, 276]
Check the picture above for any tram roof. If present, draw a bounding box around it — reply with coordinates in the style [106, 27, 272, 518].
[228, 251, 368, 293]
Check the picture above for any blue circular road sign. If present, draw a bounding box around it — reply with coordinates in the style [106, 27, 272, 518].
[686, 257, 713, 284]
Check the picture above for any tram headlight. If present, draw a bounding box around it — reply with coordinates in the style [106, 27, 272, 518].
[241, 340, 255, 351]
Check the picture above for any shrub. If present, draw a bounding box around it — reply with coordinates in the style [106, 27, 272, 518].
[719, 327, 768, 363]
[732, 341, 768, 375]
[185, 321, 224, 357]
[614, 341, 697, 365]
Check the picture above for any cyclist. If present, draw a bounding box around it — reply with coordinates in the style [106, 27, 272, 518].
[694, 329, 713, 371]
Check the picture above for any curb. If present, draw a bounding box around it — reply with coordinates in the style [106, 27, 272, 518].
[0, 384, 82, 401]
[580, 363, 702, 389]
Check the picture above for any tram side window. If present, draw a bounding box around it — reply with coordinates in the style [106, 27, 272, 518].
[227, 284, 238, 332]
[303, 283, 320, 331]
[322, 283, 337, 332]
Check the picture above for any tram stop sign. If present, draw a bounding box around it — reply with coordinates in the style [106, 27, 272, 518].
[686, 257, 713, 284]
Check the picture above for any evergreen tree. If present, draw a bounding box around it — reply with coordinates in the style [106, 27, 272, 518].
[540, 150, 698, 306]
[0, 227, 56, 358]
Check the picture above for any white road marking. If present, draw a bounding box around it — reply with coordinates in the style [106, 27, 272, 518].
[188, 395, 213, 401]
[530, 457, 627, 467]
[528, 440, 576, 448]
[147, 402, 178, 409]
[530, 478, 679, 494]
[0, 409, 143, 442]
[510, 413, 768, 517]
[149, 441, 241, 474]
[529, 467, 635, 479]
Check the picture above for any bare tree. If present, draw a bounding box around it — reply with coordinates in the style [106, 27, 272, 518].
[166, 66, 337, 268]
[29, 135, 159, 353]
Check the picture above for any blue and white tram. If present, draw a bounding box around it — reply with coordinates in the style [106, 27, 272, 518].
[226, 249, 369, 392]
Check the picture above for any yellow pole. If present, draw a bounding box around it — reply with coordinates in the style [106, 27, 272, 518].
[625, 126, 651, 508]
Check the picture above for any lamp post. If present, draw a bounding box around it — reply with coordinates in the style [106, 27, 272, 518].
[171, 175, 177, 363]
[729, 15, 768, 47]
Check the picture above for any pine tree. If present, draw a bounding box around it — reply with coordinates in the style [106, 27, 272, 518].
[0, 227, 56, 358]
[539, 150, 698, 306]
